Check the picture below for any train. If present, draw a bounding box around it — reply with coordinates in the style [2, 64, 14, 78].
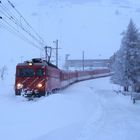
[15, 58, 110, 98]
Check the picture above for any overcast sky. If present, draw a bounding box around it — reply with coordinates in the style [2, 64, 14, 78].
[0, 0, 140, 69]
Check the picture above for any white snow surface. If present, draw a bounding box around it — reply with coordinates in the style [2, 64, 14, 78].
[0, 77, 140, 140]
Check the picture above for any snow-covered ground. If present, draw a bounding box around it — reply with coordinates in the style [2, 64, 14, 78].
[0, 76, 140, 140]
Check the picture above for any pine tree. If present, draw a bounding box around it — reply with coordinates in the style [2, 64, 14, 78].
[124, 19, 140, 91]
[111, 49, 129, 91]
[111, 19, 140, 91]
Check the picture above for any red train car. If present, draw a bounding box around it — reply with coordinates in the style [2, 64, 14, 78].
[15, 58, 110, 98]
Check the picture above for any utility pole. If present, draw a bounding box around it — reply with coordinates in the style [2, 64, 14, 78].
[44, 46, 48, 61]
[82, 51, 85, 71]
[44, 46, 52, 63]
[65, 54, 70, 71]
[53, 39, 59, 67]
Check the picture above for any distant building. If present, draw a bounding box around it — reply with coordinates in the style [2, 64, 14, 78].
[65, 59, 110, 70]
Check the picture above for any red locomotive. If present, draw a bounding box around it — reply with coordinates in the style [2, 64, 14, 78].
[15, 58, 110, 98]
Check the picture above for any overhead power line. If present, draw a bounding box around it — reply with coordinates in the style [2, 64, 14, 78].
[0, 0, 46, 50]
[7, 0, 45, 44]
[0, 17, 42, 50]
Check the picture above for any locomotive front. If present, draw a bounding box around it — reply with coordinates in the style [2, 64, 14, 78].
[15, 59, 47, 97]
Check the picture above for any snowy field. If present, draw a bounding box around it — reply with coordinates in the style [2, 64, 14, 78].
[0, 76, 140, 140]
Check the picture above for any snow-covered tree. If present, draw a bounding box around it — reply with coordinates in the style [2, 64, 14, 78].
[124, 20, 140, 91]
[111, 49, 130, 91]
[0, 65, 7, 80]
[111, 19, 140, 91]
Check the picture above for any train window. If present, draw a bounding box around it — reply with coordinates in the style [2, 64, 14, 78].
[17, 68, 34, 77]
[36, 68, 44, 76]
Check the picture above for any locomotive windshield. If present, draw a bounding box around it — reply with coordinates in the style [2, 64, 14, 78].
[36, 68, 44, 76]
[17, 68, 44, 77]
[17, 68, 34, 77]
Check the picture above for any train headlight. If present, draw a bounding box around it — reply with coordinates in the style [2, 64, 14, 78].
[28, 62, 33, 65]
[17, 83, 23, 89]
[37, 83, 43, 88]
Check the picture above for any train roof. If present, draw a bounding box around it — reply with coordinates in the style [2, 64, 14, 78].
[17, 58, 58, 69]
